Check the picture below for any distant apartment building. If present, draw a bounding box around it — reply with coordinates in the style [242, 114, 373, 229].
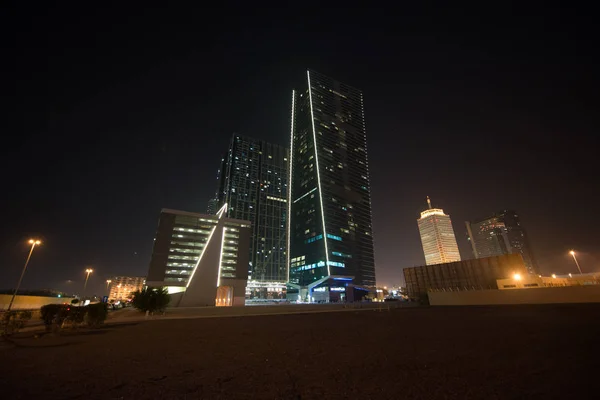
[403, 253, 527, 298]
[108, 276, 145, 301]
[214, 134, 289, 298]
[145, 206, 251, 307]
[417, 197, 461, 265]
[465, 210, 538, 275]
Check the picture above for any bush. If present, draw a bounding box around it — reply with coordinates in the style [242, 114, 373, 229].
[1, 310, 33, 336]
[41, 304, 89, 331]
[131, 287, 170, 314]
[66, 307, 87, 327]
[40, 304, 68, 332]
[86, 303, 108, 327]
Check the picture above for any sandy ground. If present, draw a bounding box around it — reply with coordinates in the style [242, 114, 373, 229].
[1, 304, 598, 399]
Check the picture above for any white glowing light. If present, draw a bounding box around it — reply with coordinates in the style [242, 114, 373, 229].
[419, 209, 445, 219]
[287, 89, 295, 283]
[217, 227, 227, 287]
[293, 187, 317, 203]
[307, 70, 330, 276]
[186, 203, 228, 289]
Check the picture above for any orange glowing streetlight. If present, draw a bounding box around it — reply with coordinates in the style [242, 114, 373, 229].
[7, 239, 42, 311]
[569, 250, 583, 274]
[83, 268, 93, 294]
[513, 273, 522, 281]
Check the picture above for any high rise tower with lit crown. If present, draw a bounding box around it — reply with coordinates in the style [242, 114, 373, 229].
[417, 197, 461, 265]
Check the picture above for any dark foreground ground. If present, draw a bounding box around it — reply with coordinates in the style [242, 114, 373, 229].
[1, 304, 599, 399]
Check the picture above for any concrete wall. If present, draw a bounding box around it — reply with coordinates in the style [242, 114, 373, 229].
[0, 294, 75, 310]
[428, 285, 600, 306]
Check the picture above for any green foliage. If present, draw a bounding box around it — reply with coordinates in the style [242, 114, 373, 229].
[86, 303, 108, 327]
[131, 287, 171, 313]
[71, 299, 79, 305]
[40, 304, 68, 331]
[1, 310, 33, 336]
[40, 302, 108, 331]
[67, 307, 87, 326]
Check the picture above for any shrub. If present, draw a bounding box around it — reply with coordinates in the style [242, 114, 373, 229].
[131, 287, 170, 314]
[86, 303, 108, 327]
[66, 307, 87, 327]
[40, 304, 68, 331]
[1, 310, 33, 336]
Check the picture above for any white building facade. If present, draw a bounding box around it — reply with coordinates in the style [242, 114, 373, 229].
[417, 197, 461, 265]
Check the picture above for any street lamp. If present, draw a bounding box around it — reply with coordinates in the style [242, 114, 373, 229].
[513, 273, 522, 281]
[7, 239, 42, 311]
[106, 279, 112, 289]
[83, 268, 93, 295]
[569, 250, 583, 274]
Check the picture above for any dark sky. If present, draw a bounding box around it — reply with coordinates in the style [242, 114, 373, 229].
[2, 3, 598, 296]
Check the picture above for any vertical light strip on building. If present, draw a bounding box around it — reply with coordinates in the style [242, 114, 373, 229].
[286, 90, 295, 282]
[307, 70, 331, 276]
[186, 203, 228, 288]
[216, 227, 227, 287]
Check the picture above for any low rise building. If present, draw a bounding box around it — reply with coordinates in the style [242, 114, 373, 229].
[497, 272, 600, 290]
[403, 253, 527, 298]
[145, 205, 251, 307]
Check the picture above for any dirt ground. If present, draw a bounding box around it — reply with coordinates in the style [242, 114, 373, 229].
[1, 304, 598, 399]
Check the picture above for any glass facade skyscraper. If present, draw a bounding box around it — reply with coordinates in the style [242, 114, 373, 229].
[215, 135, 289, 292]
[417, 197, 461, 265]
[288, 70, 376, 302]
[466, 210, 538, 275]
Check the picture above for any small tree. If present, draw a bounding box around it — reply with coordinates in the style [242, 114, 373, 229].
[40, 304, 69, 332]
[1, 310, 32, 336]
[86, 303, 108, 327]
[131, 287, 170, 314]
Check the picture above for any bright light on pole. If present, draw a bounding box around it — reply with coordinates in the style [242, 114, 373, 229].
[106, 279, 112, 289]
[83, 268, 93, 296]
[569, 250, 583, 274]
[7, 239, 42, 311]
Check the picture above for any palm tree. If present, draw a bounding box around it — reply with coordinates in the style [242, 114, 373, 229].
[131, 287, 171, 314]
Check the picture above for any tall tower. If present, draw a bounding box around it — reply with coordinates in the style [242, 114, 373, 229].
[466, 210, 538, 274]
[417, 197, 461, 265]
[288, 70, 376, 302]
[215, 135, 289, 294]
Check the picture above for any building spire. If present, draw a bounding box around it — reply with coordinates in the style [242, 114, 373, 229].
[427, 196, 432, 209]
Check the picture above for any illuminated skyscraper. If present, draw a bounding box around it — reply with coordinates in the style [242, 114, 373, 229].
[287, 70, 376, 302]
[466, 210, 538, 275]
[417, 197, 461, 265]
[215, 135, 289, 297]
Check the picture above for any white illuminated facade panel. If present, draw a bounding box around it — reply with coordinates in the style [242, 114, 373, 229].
[417, 200, 461, 265]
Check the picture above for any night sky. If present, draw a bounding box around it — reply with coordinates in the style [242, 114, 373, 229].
[3, 4, 597, 296]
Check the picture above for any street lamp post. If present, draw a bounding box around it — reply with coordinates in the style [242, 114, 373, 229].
[83, 268, 93, 297]
[106, 279, 112, 290]
[569, 250, 583, 274]
[7, 239, 42, 311]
